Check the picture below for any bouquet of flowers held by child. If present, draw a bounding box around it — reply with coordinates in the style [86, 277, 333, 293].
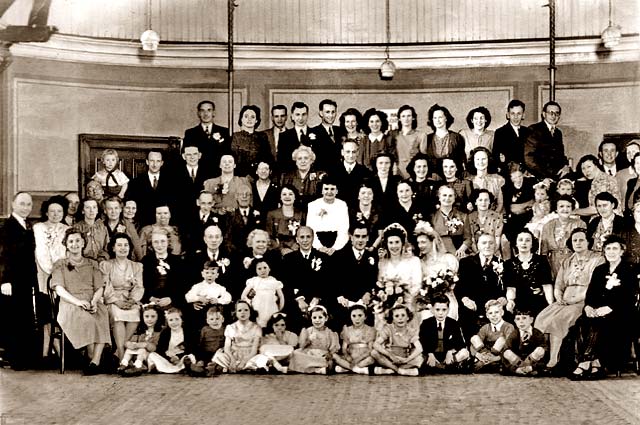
[369, 277, 409, 315]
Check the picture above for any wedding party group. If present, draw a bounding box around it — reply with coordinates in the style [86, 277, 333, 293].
[0, 97, 637, 382]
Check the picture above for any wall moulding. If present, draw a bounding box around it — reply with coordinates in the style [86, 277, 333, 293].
[8, 34, 640, 70]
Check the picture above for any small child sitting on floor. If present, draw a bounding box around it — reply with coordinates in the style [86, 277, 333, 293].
[502, 308, 547, 376]
[184, 305, 226, 377]
[469, 299, 515, 372]
[419, 295, 470, 374]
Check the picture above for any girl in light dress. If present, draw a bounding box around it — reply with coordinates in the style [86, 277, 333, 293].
[246, 312, 298, 373]
[241, 259, 285, 328]
[117, 304, 163, 376]
[212, 300, 262, 373]
[147, 307, 193, 373]
[333, 305, 376, 375]
[370, 304, 423, 376]
[526, 180, 554, 239]
[289, 306, 340, 374]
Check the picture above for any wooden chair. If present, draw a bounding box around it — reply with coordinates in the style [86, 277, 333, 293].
[47, 276, 65, 374]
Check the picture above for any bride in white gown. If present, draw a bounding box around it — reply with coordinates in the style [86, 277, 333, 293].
[415, 221, 460, 320]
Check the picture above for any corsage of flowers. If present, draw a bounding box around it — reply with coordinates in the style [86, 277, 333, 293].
[605, 273, 621, 290]
[287, 219, 301, 236]
[412, 213, 423, 223]
[318, 208, 328, 217]
[156, 259, 171, 275]
[446, 216, 464, 234]
[212, 132, 224, 143]
[368, 256, 375, 266]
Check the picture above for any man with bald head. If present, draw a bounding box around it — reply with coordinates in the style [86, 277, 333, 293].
[0, 192, 40, 369]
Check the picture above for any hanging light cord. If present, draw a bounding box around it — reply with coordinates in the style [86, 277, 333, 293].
[384, 0, 390, 60]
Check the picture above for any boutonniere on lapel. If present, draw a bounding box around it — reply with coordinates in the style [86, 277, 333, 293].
[311, 257, 322, 271]
[605, 273, 621, 290]
[368, 256, 375, 266]
[308, 133, 317, 141]
[212, 132, 224, 143]
[216, 258, 231, 273]
[212, 216, 219, 224]
[492, 259, 505, 288]
[318, 208, 328, 217]
[116, 224, 126, 233]
[309, 172, 317, 181]
[252, 210, 261, 218]
[156, 259, 171, 275]
[412, 213, 423, 223]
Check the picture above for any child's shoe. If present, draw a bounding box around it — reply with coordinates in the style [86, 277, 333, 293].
[352, 366, 369, 375]
[374, 367, 394, 375]
[398, 368, 419, 376]
[316, 367, 327, 375]
[334, 365, 349, 373]
[515, 365, 533, 375]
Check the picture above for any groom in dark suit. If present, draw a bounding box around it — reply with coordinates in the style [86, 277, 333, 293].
[183, 100, 230, 173]
[330, 222, 378, 327]
[0, 192, 40, 369]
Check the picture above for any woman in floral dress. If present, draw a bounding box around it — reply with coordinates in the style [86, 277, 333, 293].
[539, 194, 586, 279]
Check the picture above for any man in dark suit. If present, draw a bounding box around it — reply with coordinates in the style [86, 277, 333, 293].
[332, 139, 372, 207]
[181, 190, 226, 255]
[281, 226, 329, 332]
[492, 99, 529, 174]
[259, 104, 288, 160]
[185, 224, 236, 294]
[127, 150, 174, 227]
[277, 101, 314, 172]
[524, 101, 571, 179]
[0, 192, 39, 369]
[310, 99, 345, 171]
[170, 143, 213, 227]
[183, 100, 230, 174]
[330, 222, 378, 326]
[455, 233, 507, 341]
[223, 184, 264, 255]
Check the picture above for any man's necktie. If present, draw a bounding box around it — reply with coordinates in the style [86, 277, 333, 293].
[328, 127, 334, 142]
[356, 251, 362, 261]
[205, 126, 211, 137]
[299, 129, 305, 142]
[242, 209, 248, 224]
[190, 168, 196, 182]
[152, 176, 158, 190]
[522, 331, 530, 343]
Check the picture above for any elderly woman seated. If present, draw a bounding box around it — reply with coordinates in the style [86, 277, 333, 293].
[570, 235, 635, 380]
[50, 228, 111, 375]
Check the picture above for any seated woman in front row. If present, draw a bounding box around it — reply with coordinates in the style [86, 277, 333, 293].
[51, 228, 111, 376]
